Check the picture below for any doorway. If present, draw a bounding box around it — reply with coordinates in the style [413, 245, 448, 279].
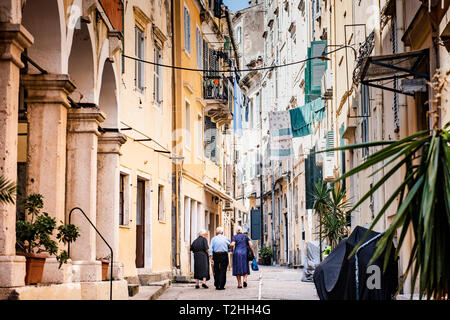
[136, 179, 146, 268]
[284, 213, 288, 263]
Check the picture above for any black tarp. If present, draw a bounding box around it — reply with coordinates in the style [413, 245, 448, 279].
[313, 226, 398, 300]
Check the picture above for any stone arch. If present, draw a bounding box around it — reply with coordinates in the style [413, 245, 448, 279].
[21, 0, 66, 74]
[98, 58, 120, 128]
[67, 21, 96, 103]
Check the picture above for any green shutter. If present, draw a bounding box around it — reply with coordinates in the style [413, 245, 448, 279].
[305, 47, 312, 103]
[310, 40, 327, 95]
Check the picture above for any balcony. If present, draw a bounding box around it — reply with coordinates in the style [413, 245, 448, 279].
[203, 75, 233, 125]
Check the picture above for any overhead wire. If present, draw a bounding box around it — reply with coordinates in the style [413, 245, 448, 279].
[122, 49, 337, 74]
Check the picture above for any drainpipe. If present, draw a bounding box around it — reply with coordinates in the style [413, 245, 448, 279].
[396, 0, 408, 138]
[171, 0, 181, 270]
[375, 0, 386, 231]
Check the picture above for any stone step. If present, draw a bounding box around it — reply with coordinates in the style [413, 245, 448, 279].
[129, 279, 170, 300]
[127, 284, 139, 297]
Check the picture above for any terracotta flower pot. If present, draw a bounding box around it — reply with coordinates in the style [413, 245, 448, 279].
[18, 252, 47, 285]
[98, 259, 110, 281]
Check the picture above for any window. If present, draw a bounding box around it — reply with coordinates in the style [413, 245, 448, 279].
[158, 185, 165, 222]
[154, 45, 162, 105]
[361, 84, 370, 158]
[196, 28, 202, 69]
[135, 26, 145, 91]
[184, 6, 191, 54]
[185, 101, 191, 149]
[197, 115, 203, 158]
[236, 26, 241, 44]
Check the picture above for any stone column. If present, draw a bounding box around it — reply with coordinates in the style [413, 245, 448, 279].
[21, 74, 76, 283]
[66, 107, 105, 282]
[0, 23, 33, 287]
[96, 131, 126, 280]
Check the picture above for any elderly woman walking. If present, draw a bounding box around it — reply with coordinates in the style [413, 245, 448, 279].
[190, 229, 210, 289]
[230, 226, 255, 288]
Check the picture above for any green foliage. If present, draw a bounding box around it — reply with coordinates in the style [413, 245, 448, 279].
[0, 175, 17, 205]
[312, 181, 350, 249]
[321, 122, 450, 300]
[16, 193, 80, 269]
[259, 246, 273, 259]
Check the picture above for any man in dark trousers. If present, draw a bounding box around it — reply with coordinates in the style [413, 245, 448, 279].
[209, 227, 231, 290]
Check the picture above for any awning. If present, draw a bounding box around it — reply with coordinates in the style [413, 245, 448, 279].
[358, 48, 429, 96]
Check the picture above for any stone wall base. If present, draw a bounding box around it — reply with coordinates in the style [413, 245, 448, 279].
[0, 255, 26, 287]
[0, 280, 129, 300]
[41, 258, 74, 284]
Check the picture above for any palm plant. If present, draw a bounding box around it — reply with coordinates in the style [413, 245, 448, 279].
[321, 70, 450, 299]
[0, 175, 17, 205]
[312, 181, 350, 250]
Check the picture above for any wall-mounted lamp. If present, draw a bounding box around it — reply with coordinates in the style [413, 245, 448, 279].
[320, 44, 358, 61]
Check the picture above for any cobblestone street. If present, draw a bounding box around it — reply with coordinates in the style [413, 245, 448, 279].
[158, 266, 319, 300]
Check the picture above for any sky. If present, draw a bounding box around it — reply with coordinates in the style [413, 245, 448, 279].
[223, 0, 249, 12]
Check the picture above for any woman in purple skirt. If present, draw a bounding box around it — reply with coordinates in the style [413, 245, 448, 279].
[230, 226, 256, 288]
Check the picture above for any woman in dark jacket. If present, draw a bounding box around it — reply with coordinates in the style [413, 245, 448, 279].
[230, 226, 255, 288]
[190, 229, 210, 289]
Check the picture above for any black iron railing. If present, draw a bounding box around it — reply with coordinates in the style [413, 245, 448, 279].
[67, 207, 113, 300]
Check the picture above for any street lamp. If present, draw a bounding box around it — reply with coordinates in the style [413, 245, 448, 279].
[320, 44, 358, 61]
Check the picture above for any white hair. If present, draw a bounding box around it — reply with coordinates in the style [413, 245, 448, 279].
[198, 229, 207, 237]
[235, 226, 243, 234]
[216, 227, 224, 234]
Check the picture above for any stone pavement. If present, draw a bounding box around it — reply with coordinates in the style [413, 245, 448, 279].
[157, 265, 319, 300]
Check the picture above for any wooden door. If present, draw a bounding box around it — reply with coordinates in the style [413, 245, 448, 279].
[136, 179, 145, 268]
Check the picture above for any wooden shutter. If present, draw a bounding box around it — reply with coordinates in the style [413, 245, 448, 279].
[203, 39, 209, 76]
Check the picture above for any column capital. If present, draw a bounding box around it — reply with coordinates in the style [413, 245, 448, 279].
[0, 23, 33, 68]
[67, 107, 106, 136]
[98, 132, 127, 154]
[21, 74, 76, 109]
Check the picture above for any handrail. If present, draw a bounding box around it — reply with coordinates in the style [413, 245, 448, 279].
[67, 207, 113, 300]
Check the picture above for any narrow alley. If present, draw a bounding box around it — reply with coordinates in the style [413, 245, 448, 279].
[157, 266, 318, 300]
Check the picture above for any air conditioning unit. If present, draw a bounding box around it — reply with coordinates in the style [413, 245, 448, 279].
[321, 69, 334, 100]
[323, 156, 335, 182]
[315, 138, 326, 167]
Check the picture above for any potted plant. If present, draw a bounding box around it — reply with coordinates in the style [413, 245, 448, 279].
[16, 193, 80, 285]
[259, 246, 273, 265]
[97, 255, 111, 281]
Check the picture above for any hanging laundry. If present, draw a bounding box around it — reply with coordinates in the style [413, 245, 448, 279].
[289, 104, 312, 138]
[269, 111, 293, 142]
[269, 111, 293, 160]
[233, 77, 243, 136]
[312, 98, 326, 122]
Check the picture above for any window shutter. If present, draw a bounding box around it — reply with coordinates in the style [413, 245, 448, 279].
[135, 28, 139, 88]
[158, 49, 162, 103]
[326, 130, 334, 157]
[187, 12, 191, 53]
[203, 39, 208, 76]
[305, 47, 312, 103]
[310, 41, 327, 93]
[214, 0, 222, 18]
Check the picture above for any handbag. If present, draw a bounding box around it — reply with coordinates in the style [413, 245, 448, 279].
[251, 258, 259, 271]
[246, 238, 254, 261]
